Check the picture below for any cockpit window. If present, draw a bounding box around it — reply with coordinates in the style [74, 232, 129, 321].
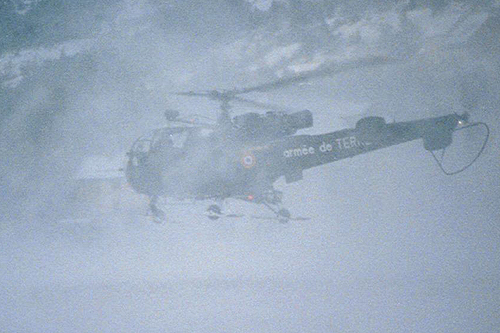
[131, 127, 194, 155]
[131, 139, 151, 154]
[151, 128, 189, 150]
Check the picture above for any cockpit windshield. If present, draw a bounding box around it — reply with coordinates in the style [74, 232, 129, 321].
[152, 128, 189, 149]
[131, 127, 190, 155]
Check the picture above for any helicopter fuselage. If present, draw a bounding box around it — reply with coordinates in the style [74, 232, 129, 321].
[125, 113, 465, 203]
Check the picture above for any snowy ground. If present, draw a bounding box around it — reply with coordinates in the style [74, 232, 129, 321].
[3, 276, 499, 333]
[2, 141, 499, 333]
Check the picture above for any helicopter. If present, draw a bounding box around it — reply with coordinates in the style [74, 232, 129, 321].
[124, 57, 489, 222]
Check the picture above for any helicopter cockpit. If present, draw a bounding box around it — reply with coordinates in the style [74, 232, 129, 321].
[129, 127, 190, 157]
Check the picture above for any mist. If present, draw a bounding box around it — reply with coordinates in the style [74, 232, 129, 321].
[1, 1, 499, 332]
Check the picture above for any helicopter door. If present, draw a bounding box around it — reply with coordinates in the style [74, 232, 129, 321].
[129, 137, 152, 167]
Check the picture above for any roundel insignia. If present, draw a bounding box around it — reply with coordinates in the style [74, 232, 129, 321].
[241, 152, 256, 169]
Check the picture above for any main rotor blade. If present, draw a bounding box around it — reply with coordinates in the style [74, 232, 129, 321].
[234, 56, 399, 95]
[231, 96, 297, 112]
[172, 91, 212, 98]
[172, 56, 400, 106]
[172, 90, 238, 102]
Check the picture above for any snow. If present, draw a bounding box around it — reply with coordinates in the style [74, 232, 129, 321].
[2, 160, 499, 332]
[247, 0, 275, 12]
[1, 2, 499, 332]
[0, 2, 493, 91]
[10, 0, 43, 15]
[0, 39, 94, 88]
[264, 43, 301, 67]
[76, 155, 126, 180]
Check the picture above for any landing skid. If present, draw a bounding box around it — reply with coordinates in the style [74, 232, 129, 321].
[149, 196, 167, 223]
[204, 195, 306, 223]
[205, 204, 245, 220]
[261, 202, 291, 223]
[147, 194, 306, 224]
[250, 215, 311, 222]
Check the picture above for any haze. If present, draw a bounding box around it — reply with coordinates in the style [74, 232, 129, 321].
[1, 1, 499, 332]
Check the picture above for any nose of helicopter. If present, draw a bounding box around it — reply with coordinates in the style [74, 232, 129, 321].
[124, 152, 142, 192]
[124, 148, 160, 196]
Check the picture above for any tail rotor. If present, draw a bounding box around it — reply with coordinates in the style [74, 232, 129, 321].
[429, 75, 489, 175]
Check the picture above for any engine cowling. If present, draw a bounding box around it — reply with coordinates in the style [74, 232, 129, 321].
[285, 110, 313, 131]
[233, 110, 313, 140]
[355, 116, 386, 141]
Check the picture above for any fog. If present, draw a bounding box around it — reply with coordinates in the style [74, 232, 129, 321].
[1, 1, 499, 332]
